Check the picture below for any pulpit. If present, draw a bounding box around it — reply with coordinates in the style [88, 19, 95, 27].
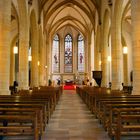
[92, 71, 102, 87]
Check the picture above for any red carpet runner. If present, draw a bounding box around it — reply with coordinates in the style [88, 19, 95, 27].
[63, 85, 76, 90]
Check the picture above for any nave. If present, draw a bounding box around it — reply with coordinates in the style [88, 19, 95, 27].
[1, 88, 140, 140]
[44, 90, 110, 140]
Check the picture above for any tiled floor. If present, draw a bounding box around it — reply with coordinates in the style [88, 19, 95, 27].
[42, 90, 110, 140]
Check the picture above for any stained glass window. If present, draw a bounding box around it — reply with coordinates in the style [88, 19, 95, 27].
[52, 34, 59, 73]
[64, 34, 73, 73]
[78, 34, 85, 72]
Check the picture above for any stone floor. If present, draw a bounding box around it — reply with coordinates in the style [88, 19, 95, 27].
[42, 90, 110, 140]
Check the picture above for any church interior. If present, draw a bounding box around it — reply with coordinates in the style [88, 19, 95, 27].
[0, 0, 140, 140]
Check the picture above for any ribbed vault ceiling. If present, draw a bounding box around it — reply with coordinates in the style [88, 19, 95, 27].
[38, 0, 99, 35]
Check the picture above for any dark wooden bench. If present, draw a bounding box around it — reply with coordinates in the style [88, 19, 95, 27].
[0, 108, 40, 140]
[97, 96, 140, 119]
[95, 96, 140, 140]
[101, 103, 140, 130]
[110, 108, 140, 140]
[0, 86, 62, 139]
[0, 95, 49, 126]
[15, 86, 62, 121]
[77, 86, 140, 140]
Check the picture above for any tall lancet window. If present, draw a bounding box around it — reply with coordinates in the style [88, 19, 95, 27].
[52, 34, 60, 73]
[78, 34, 85, 72]
[64, 34, 73, 73]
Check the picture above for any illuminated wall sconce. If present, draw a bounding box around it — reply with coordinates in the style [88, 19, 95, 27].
[38, 61, 40, 66]
[99, 61, 102, 65]
[123, 47, 128, 54]
[45, 65, 47, 69]
[13, 46, 18, 54]
[28, 55, 32, 61]
[107, 56, 111, 62]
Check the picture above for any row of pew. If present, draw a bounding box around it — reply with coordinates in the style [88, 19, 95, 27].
[76, 86, 140, 140]
[0, 86, 62, 140]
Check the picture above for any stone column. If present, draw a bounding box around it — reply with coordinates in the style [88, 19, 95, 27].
[47, 36, 52, 79]
[18, 0, 29, 90]
[88, 41, 92, 81]
[31, 28, 39, 87]
[94, 25, 101, 70]
[60, 36, 64, 74]
[101, 43, 108, 87]
[46, 38, 50, 85]
[101, 28, 108, 87]
[0, 0, 11, 95]
[111, 0, 123, 89]
[39, 31, 45, 86]
[123, 54, 128, 85]
[132, 0, 140, 94]
[10, 45, 15, 86]
[73, 36, 77, 74]
[19, 39, 29, 89]
[44, 33, 47, 85]
[111, 25, 122, 89]
[60, 36, 64, 83]
[90, 30, 95, 85]
[101, 11, 110, 87]
[85, 39, 89, 73]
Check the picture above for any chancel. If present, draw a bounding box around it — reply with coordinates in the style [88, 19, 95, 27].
[0, 0, 140, 140]
[65, 79, 74, 85]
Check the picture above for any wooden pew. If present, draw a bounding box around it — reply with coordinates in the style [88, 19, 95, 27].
[97, 96, 140, 119]
[20, 92, 52, 116]
[0, 107, 43, 132]
[109, 108, 140, 140]
[0, 86, 62, 140]
[0, 108, 40, 140]
[95, 96, 140, 139]
[77, 86, 140, 140]
[32, 90, 57, 115]
[39, 85, 63, 103]
[0, 95, 49, 125]
[76, 86, 103, 111]
[102, 103, 140, 131]
[15, 86, 62, 121]
[76, 86, 125, 115]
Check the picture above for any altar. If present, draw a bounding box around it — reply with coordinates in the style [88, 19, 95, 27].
[65, 79, 74, 85]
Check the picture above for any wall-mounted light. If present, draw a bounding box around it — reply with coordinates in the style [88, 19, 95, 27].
[28, 55, 32, 61]
[107, 56, 111, 62]
[13, 46, 18, 54]
[45, 65, 47, 69]
[38, 61, 40, 66]
[123, 47, 128, 54]
[99, 61, 102, 65]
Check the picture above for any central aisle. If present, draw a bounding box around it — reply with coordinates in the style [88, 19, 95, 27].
[43, 90, 110, 140]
